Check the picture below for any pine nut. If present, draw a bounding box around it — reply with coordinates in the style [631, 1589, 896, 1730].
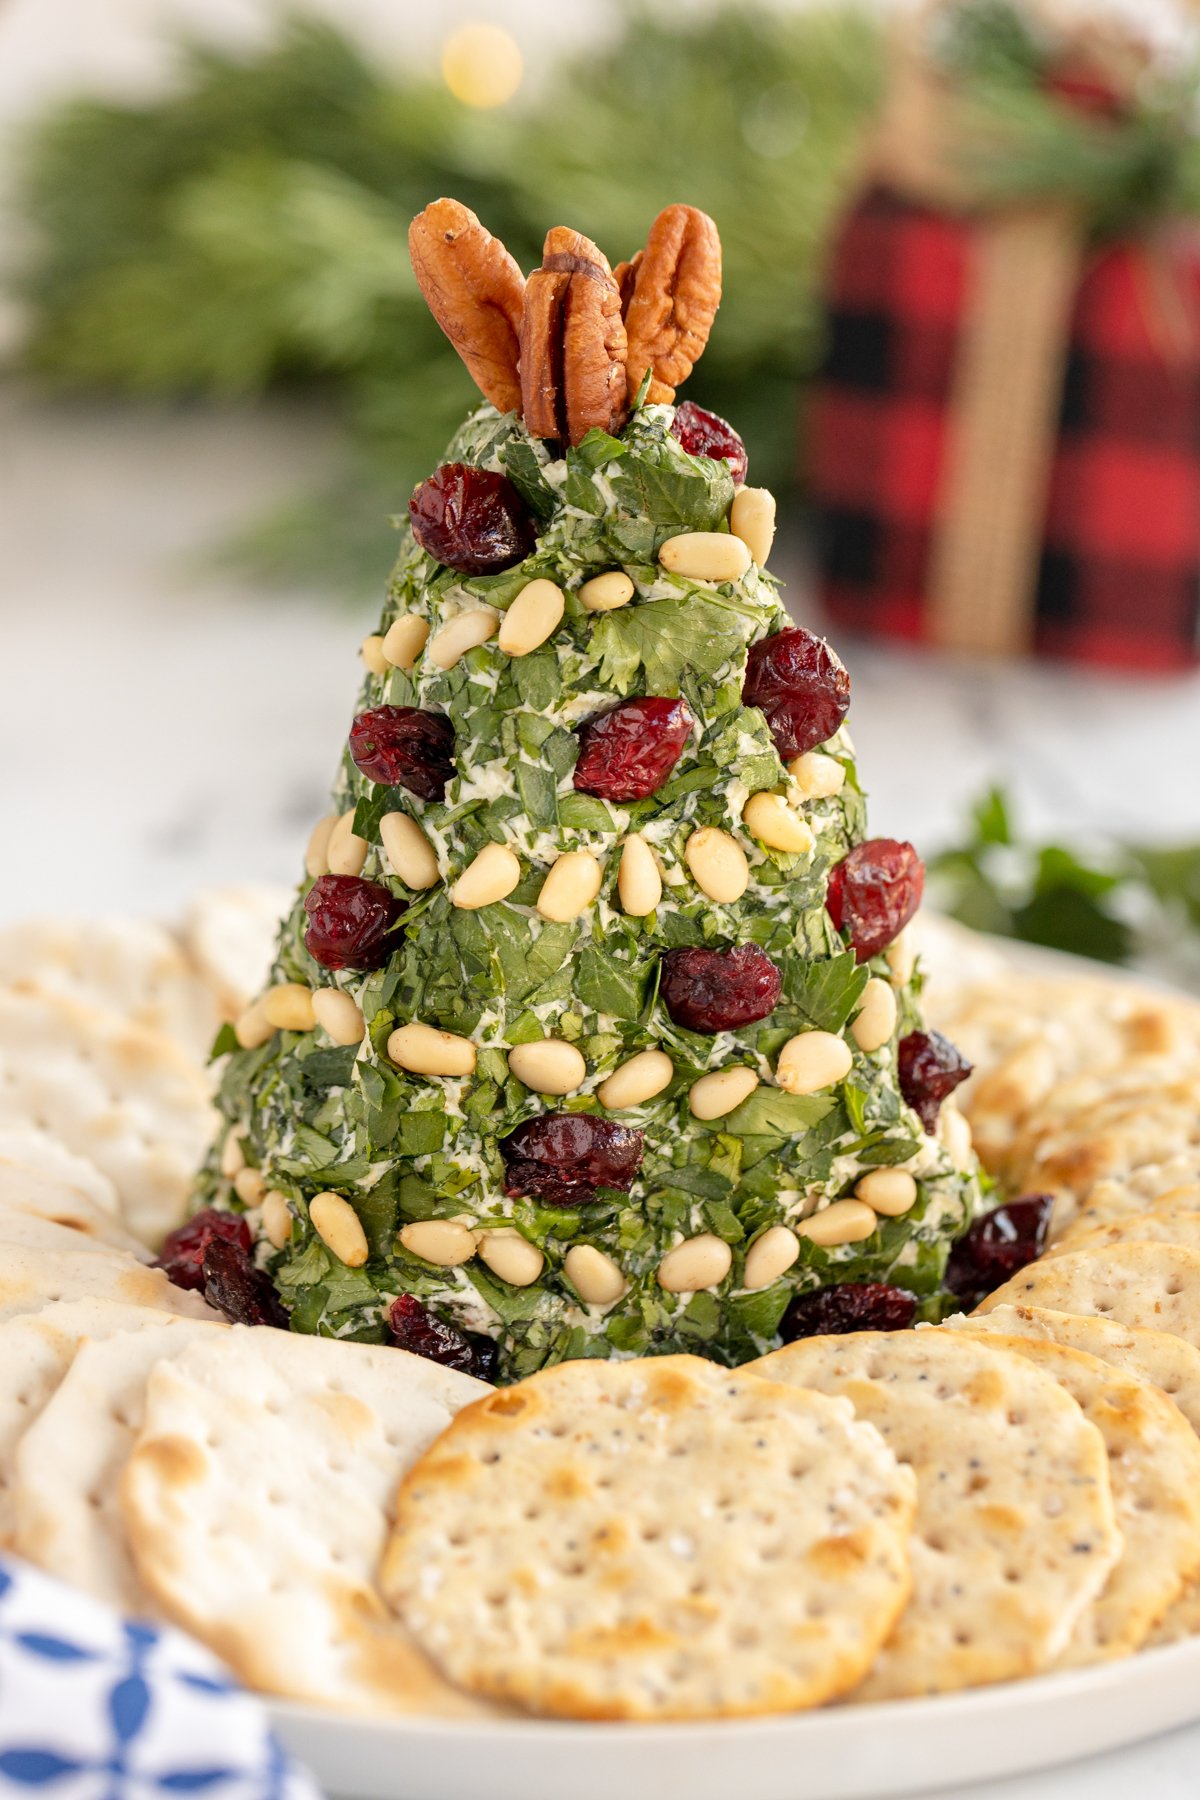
[536, 851, 603, 922]
[478, 1228, 544, 1287]
[428, 608, 498, 670]
[399, 1219, 477, 1266]
[361, 633, 389, 676]
[685, 827, 749, 903]
[597, 1049, 674, 1110]
[798, 1200, 878, 1247]
[234, 999, 275, 1050]
[262, 983, 316, 1032]
[233, 1166, 266, 1206]
[382, 614, 430, 671]
[886, 924, 917, 986]
[787, 751, 845, 800]
[451, 842, 521, 910]
[312, 988, 366, 1046]
[565, 1244, 626, 1307]
[310, 1191, 369, 1267]
[689, 1065, 759, 1120]
[940, 1104, 974, 1170]
[617, 834, 662, 915]
[658, 1233, 732, 1293]
[743, 791, 814, 854]
[262, 1190, 293, 1249]
[743, 1224, 800, 1291]
[777, 1031, 853, 1095]
[380, 811, 439, 889]
[856, 1168, 918, 1217]
[327, 807, 368, 877]
[219, 1126, 246, 1180]
[658, 531, 752, 584]
[852, 977, 897, 1054]
[388, 1021, 476, 1078]
[305, 813, 338, 879]
[579, 571, 635, 612]
[730, 486, 776, 568]
[499, 579, 564, 656]
[507, 1039, 586, 1095]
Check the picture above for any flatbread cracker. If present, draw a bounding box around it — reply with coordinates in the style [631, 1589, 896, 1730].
[0, 1241, 219, 1327]
[0, 1161, 149, 1256]
[0, 987, 216, 1246]
[0, 918, 220, 1061]
[0, 1208, 149, 1262]
[384, 1355, 918, 1721]
[121, 1326, 492, 1717]
[13, 1316, 226, 1610]
[976, 1243, 1200, 1347]
[756, 1330, 1119, 1699]
[936, 1325, 1200, 1663]
[0, 1298, 191, 1547]
[944, 1303, 1200, 1436]
[181, 885, 288, 1020]
[0, 1128, 120, 1215]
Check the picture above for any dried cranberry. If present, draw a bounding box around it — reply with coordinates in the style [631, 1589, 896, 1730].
[660, 943, 781, 1035]
[899, 1030, 973, 1133]
[573, 697, 693, 802]
[348, 706, 454, 801]
[304, 874, 404, 971]
[944, 1196, 1055, 1311]
[409, 463, 533, 575]
[499, 1114, 643, 1206]
[780, 1282, 916, 1342]
[388, 1294, 498, 1381]
[201, 1239, 290, 1328]
[156, 1207, 252, 1292]
[742, 627, 850, 762]
[826, 839, 924, 963]
[670, 402, 748, 485]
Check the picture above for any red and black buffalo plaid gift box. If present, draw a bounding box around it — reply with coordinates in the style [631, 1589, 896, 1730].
[808, 7, 1200, 672]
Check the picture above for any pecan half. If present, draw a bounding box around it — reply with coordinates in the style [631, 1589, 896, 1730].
[409, 198, 526, 414]
[621, 205, 722, 404]
[519, 227, 628, 446]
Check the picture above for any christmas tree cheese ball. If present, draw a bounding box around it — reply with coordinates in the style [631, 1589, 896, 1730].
[191, 200, 990, 1381]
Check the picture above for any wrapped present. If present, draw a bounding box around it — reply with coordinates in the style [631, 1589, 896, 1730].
[809, 5, 1200, 670]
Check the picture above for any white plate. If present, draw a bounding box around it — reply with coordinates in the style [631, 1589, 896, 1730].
[270, 1636, 1200, 1800]
[270, 930, 1200, 1799]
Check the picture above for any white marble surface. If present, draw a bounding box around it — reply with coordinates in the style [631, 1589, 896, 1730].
[3, 383, 1200, 1796]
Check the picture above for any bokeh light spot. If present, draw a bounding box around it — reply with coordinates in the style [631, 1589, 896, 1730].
[441, 24, 524, 109]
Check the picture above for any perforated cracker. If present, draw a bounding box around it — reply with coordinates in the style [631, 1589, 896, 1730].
[757, 1330, 1120, 1699]
[383, 1355, 918, 1721]
[0, 1160, 149, 1257]
[0, 1242, 219, 1327]
[976, 1243, 1200, 1346]
[121, 1327, 493, 1717]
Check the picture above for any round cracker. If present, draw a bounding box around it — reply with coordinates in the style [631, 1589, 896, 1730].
[0, 1241, 219, 1328]
[944, 1303, 1200, 1436]
[181, 885, 287, 1020]
[383, 1355, 917, 1721]
[936, 1325, 1200, 1662]
[756, 1330, 1120, 1699]
[0, 1128, 119, 1214]
[1050, 1205, 1200, 1262]
[0, 987, 216, 1247]
[121, 1327, 493, 1718]
[0, 918, 221, 1061]
[976, 1242, 1200, 1347]
[0, 1161, 149, 1257]
[1045, 1179, 1200, 1247]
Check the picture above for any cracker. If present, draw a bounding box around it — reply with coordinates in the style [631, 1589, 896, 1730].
[935, 1324, 1200, 1662]
[1049, 1205, 1200, 1261]
[0, 1241, 218, 1327]
[181, 885, 288, 1019]
[0, 1127, 120, 1214]
[1045, 1178, 1200, 1245]
[13, 1317, 226, 1610]
[944, 1303, 1200, 1437]
[0, 1298, 189, 1548]
[0, 987, 216, 1247]
[0, 1160, 149, 1257]
[756, 1330, 1119, 1699]
[383, 1355, 918, 1721]
[976, 1243, 1200, 1346]
[0, 918, 220, 1061]
[121, 1327, 493, 1717]
[0, 1207, 149, 1262]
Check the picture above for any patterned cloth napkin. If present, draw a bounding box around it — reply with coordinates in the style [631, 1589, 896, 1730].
[0, 1555, 323, 1799]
